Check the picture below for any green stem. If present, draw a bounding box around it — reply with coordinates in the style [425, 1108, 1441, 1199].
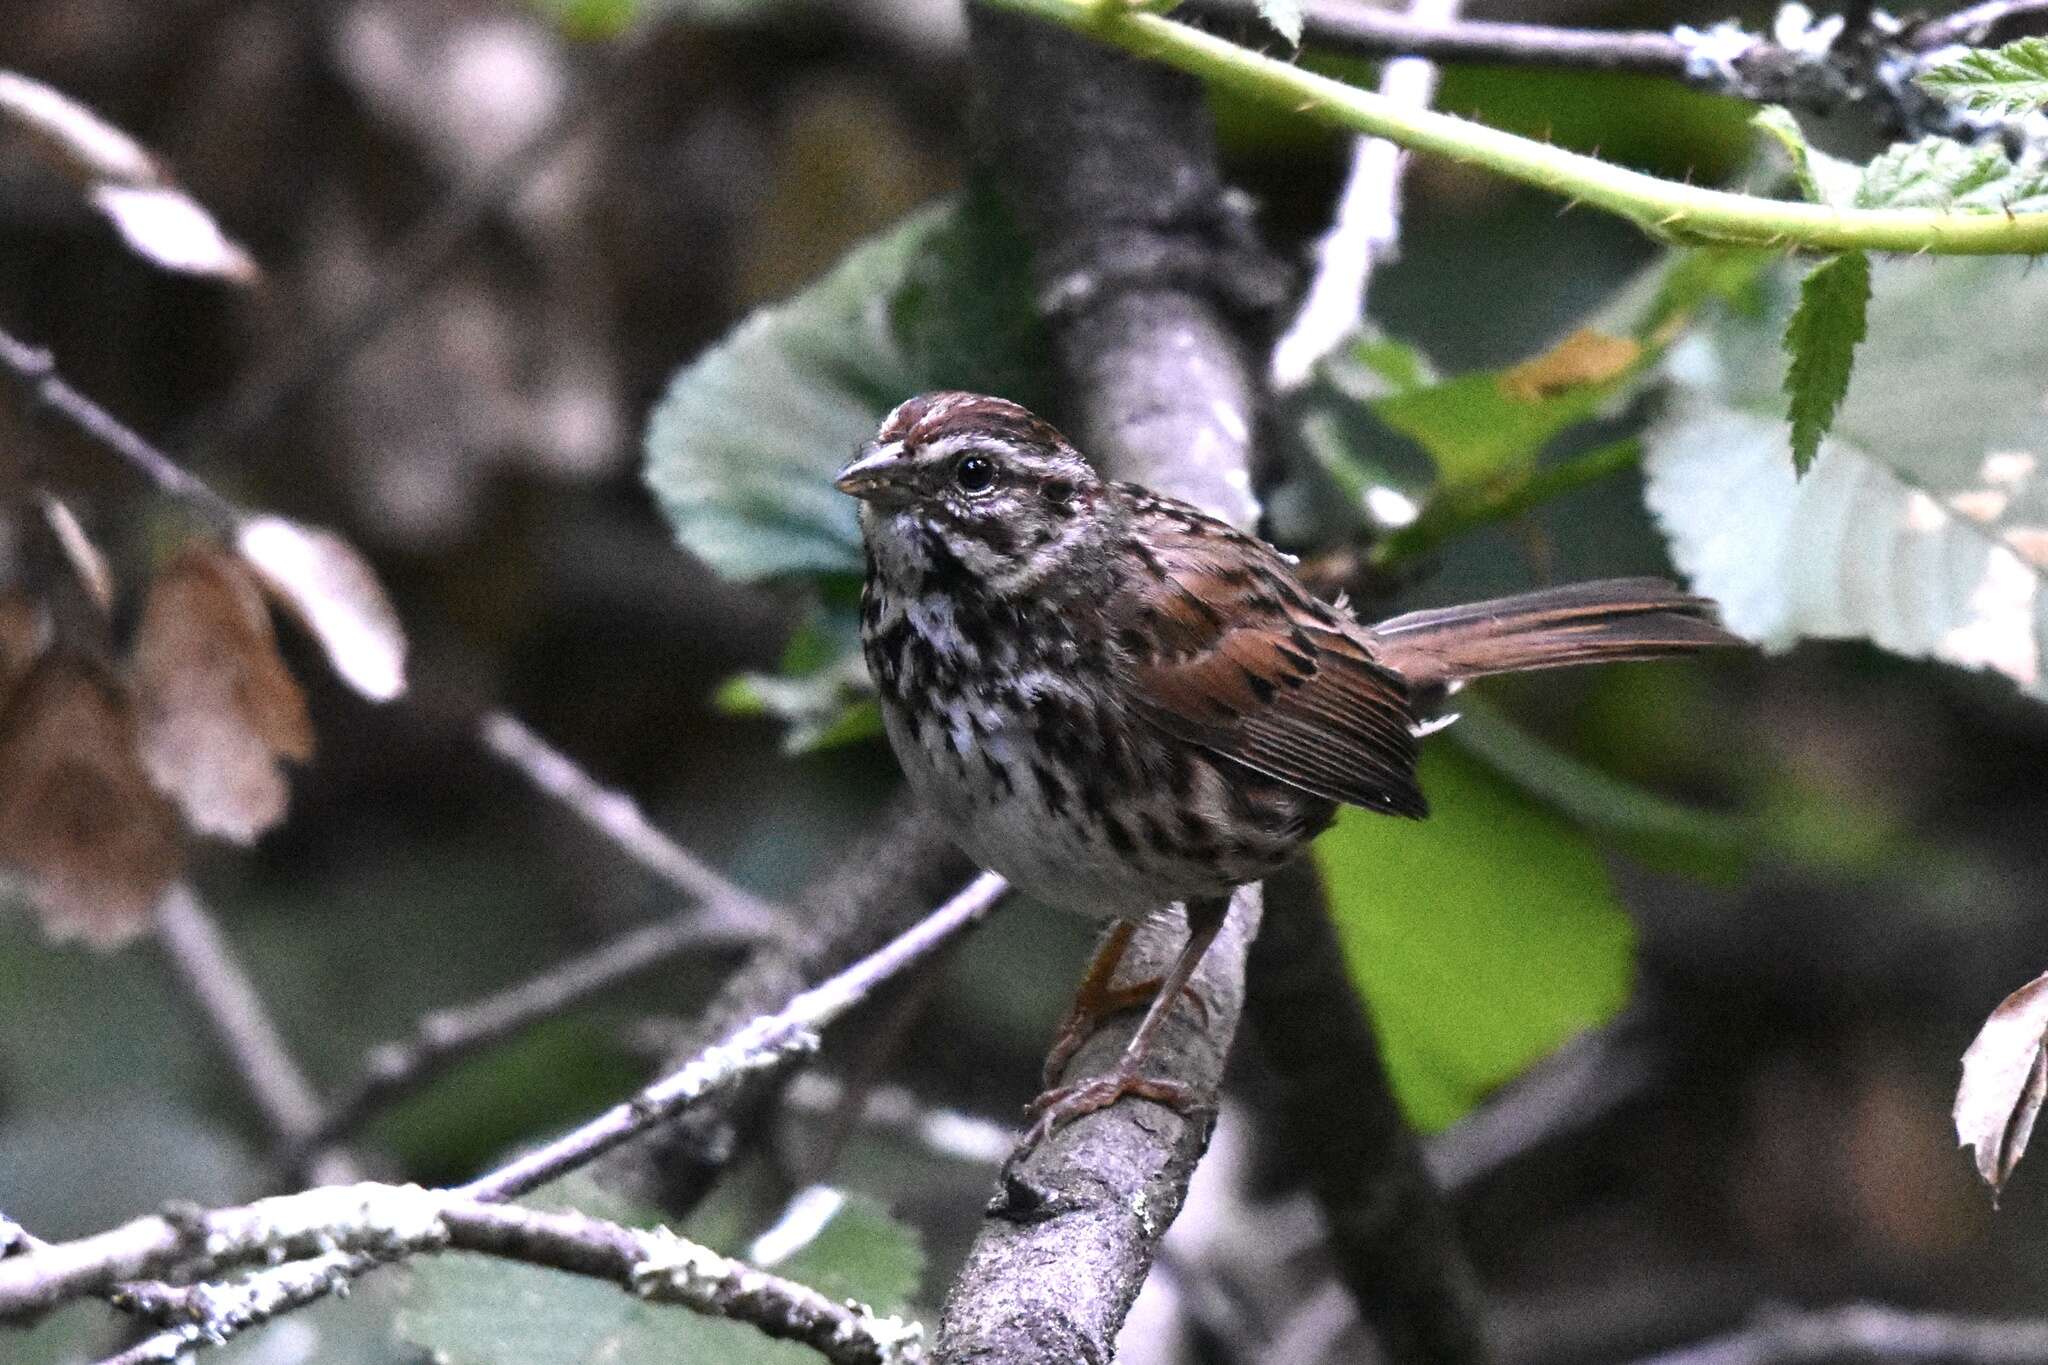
[985, 0, 2048, 255]
[1373, 436, 1644, 569]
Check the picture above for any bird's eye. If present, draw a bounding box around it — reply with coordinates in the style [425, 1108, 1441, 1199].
[954, 454, 997, 494]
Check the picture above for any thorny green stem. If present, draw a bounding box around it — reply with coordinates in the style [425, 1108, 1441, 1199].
[983, 0, 2048, 255]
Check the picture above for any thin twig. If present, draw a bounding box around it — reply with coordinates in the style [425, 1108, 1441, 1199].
[293, 902, 777, 1161]
[1178, 0, 1687, 73]
[477, 710, 793, 940]
[1185, 0, 2048, 79]
[461, 871, 1005, 1203]
[153, 886, 359, 1187]
[1271, 0, 1459, 391]
[1634, 1302, 2048, 1363]
[98, 873, 1006, 1364]
[779, 1073, 1017, 1169]
[1918, 0, 2048, 48]
[0, 326, 235, 522]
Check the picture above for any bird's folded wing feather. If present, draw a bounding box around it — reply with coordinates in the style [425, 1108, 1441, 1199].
[1114, 495, 1426, 818]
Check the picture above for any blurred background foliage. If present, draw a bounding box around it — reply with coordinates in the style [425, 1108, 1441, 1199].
[6, 1, 2048, 1362]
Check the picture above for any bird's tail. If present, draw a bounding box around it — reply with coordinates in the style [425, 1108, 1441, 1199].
[1366, 577, 1738, 690]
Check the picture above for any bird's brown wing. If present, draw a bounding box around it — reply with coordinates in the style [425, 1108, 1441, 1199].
[1112, 490, 1426, 818]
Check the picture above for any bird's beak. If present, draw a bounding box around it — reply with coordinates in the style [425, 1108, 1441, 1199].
[834, 442, 912, 504]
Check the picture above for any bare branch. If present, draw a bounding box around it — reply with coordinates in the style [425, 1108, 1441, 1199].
[462, 871, 1006, 1203]
[1271, 0, 1459, 391]
[0, 326, 234, 522]
[477, 710, 794, 942]
[0, 1185, 921, 1365]
[1917, 0, 2048, 49]
[293, 897, 779, 1163]
[153, 887, 360, 1185]
[1176, 0, 1689, 74]
[96, 873, 1006, 1363]
[1634, 1302, 2048, 1364]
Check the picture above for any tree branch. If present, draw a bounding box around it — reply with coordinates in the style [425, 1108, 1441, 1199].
[634, 795, 979, 1213]
[0, 1185, 922, 1365]
[89, 873, 1005, 1363]
[932, 13, 1282, 1360]
[154, 886, 360, 1186]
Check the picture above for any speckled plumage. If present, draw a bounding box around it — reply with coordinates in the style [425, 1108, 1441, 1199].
[837, 391, 1736, 1150]
[839, 392, 1732, 929]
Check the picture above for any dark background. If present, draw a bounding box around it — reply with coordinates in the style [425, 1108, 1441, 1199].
[4, 2, 2047, 1361]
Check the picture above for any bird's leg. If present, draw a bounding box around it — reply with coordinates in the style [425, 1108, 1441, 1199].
[1015, 897, 1229, 1160]
[1042, 921, 1149, 1087]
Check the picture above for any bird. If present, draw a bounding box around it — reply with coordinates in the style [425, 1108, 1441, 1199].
[835, 390, 1736, 1152]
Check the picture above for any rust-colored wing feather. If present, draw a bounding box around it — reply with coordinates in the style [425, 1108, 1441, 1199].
[1112, 490, 1428, 819]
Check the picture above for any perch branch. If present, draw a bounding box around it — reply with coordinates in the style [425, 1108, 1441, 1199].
[935, 12, 1281, 1360]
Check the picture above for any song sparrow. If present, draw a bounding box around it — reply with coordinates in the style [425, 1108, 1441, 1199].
[837, 391, 1734, 1150]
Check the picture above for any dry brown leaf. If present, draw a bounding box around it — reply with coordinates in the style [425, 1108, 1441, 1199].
[0, 655, 181, 945]
[1498, 328, 1642, 402]
[1955, 970, 2048, 1199]
[0, 69, 258, 284]
[234, 515, 408, 702]
[132, 545, 314, 844]
[0, 591, 49, 707]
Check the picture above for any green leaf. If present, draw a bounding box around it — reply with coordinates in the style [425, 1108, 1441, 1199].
[1287, 246, 1773, 555]
[1854, 136, 2048, 213]
[1448, 701, 1752, 882]
[1752, 105, 2048, 214]
[643, 191, 1046, 585]
[1917, 36, 2048, 118]
[1751, 106, 1862, 207]
[1782, 251, 1870, 476]
[1256, 0, 1303, 44]
[399, 1184, 923, 1365]
[645, 190, 1046, 748]
[1645, 255, 2048, 703]
[528, 0, 637, 37]
[1316, 743, 1635, 1132]
[768, 1192, 925, 1310]
[714, 599, 881, 753]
